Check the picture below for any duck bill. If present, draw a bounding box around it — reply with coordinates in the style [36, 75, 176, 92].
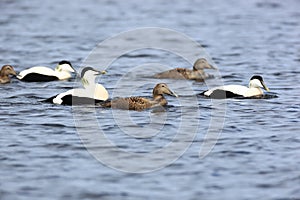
[100, 70, 107, 74]
[11, 70, 17, 76]
[207, 64, 217, 70]
[94, 70, 107, 75]
[262, 81, 270, 92]
[69, 68, 76, 73]
[168, 89, 178, 97]
[94, 71, 101, 75]
[69, 65, 76, 73]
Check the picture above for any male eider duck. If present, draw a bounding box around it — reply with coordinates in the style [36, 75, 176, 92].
[100, 83, 178, 111]
[154, 58, 216, 81]
[44, 67, 109, 105]
[17, 60, 75, 82]
[202, 75, 270, 99]
[0, 65, 17, 84]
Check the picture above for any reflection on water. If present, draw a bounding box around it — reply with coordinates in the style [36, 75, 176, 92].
[1, 0, 300, 199]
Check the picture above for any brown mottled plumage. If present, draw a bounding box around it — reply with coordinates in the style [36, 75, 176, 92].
[0, 65, 17, 84]
[100, 83, 178, 111]
[154, 58, 216, 81]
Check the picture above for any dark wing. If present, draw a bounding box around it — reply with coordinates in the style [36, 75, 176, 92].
[20, 73, 59, 82]
[100, 97, 151, 110]
[200, 89, 243, 99]
[43, 94, 104, 105]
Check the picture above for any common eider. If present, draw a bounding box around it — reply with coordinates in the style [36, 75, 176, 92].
[100, 83, 178, 111]
[0, 65, 17, 84]
[153, 58, 216, 81]
[17, 60, 75, 82]
[202, 75, 270, 98]
[44, 67, 108, 105]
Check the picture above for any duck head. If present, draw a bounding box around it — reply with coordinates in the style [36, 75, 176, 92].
[153, 83, 178, 97]
[193, 58, 216, 70]
[80, 67, 106, 87]
[0, 65, 17, 76]
[55, 60, 75, 73]
[249, 75, 270, 91]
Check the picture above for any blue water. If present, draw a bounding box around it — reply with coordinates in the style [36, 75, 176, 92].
[1, 0, 300, 199]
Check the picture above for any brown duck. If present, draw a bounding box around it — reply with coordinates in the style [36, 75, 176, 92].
[154, 58, 216, 81]
[100, 83, 178, 111]
[0, 65, 17, 84]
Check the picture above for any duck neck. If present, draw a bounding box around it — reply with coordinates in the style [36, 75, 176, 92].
[82, 75, 97, 89]
[153, 94, 164, 101]
[0, 73, 9, 83]
[0, 71, 6, 77]
[190, 70, 206, 79]
[153, 94, 168, 106]
[82, 80, 97, 89]
[246, 82, 263, 96]
[253, 87, 263, 94]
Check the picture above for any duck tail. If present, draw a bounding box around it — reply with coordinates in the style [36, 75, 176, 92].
[41, 96, 56, 103]
[199, 91, 206, 96]
[97, 99, 112, 107]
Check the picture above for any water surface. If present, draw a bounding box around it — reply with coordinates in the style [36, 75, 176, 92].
[1, 0, 300, 199]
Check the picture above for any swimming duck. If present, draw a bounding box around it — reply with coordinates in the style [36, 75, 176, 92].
[0, 65, 17, 84]
[202, 75, 270, 98]
[17, 60, 75, 82]
[44, 67, 109, 105]
[153, 58, 216, 81]
[100, 83, 178, 111]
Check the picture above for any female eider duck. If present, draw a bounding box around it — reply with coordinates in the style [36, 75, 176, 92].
[44, 67, 109, 105]
[100, 83, 178, 111]
[17, 60, 75, 82]
[202, 75, 270, 99]
[0, 65, 17, 84]
[154, 58, 216, 81]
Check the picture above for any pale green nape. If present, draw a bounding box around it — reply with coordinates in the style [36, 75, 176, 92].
[81, 78, 89, 86]
[55, 65, 62, 72]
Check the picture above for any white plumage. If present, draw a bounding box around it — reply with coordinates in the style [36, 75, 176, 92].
[203, 75, 270, 98]
[45, 67, 109, 105]
[17, 60, 75, 82]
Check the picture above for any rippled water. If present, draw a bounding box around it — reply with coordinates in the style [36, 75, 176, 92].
[1, 0, 300, 199]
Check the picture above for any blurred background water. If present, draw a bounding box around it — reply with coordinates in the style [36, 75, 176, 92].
[0, 0, 300, 199]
